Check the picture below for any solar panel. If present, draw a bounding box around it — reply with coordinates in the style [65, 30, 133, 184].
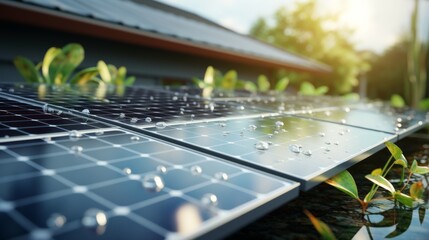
[1, 83, 428, 239]
[0, 95, 299, 239]
[146, 114, 397, 190]
[296, 103, 427, 138]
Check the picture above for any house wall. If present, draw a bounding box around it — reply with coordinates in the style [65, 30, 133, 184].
[0, 22, 274, 86]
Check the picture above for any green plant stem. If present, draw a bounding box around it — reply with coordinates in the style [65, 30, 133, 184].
[365, 156, 394, 204]
[400, 171, 413, 192]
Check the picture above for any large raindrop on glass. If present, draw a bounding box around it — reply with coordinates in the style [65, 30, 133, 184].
[142, 174, 165, 192]
[81, 209, 108, 235]
[255, 141, 269, 150]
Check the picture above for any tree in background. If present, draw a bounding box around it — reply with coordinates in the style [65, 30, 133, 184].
[250, 0, 369, 94]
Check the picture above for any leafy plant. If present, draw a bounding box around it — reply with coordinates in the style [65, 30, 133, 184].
[326, 142, 429, 213]
[14, 43, 135, 88]
[298, 81, 329, 96]
[390, 94, 406, 108]
[14, 43, 91, 85]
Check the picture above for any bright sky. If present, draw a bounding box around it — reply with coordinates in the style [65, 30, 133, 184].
[156, 0, 429, 53]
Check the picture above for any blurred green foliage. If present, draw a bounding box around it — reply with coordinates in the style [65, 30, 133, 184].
[14, 43, 135, 87]
[193, 66, 289, 94]
[250, 0, 369, 94]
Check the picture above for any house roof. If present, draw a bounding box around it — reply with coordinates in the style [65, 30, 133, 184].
[0, 0, 331, 73]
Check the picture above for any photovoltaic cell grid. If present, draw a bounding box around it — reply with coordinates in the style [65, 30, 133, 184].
[296, 103, 428, 137]
[1, 83, 428, 238]
[147, 114, 397, 190]
[0, 84, 271, 126]
[0, 95, 299, 240]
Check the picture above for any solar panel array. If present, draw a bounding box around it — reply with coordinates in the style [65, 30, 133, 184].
[0, 83, 427, 239]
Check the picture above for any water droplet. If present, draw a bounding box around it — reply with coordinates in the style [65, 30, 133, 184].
[219, 123, 226, 127]
[119, 113, 125, 119]
[289, 144, 302, 154]
[82, 209, 107, 235]
[190, 114, 195, 119]
[71, 145, 83, 154]
[248, 125, 257, 131]
[95, 130, 104, 136]
[341, 119, 347, 124]
[42, 104, 48, 113]
[275, 121, 284, 128]
[130, 118, 138, 124]
[130, 135, 140, 141]
[396, 117, 403, 123]
[418, 121, 423, 125]
[172, 96, 178, 101]
[303, 150, 312, 156]
[142, 174, 164, 192]
[69, 130, 82, 141]
[9, 88, 14, 93]
[273, 130, 279, 135]
[56, 110, 62, 115]
[325, 141, 331, 145]
[155, 122, 167, 129]
[123, 168, 132, 175]
[344, 107, 351, 112]
[222, 131, 230, 136]
[46, 213, 66, 228]
[214, 172, 228, 181]
[82, 109, 90, 115]
[156, 165, 167, 174]
[145, 117, 152, 123]
[267, 134, 273, 138]
[255, 141, 269, 150]
[237, 105, 245, 110]
[149, 96, 154, 101]
[319, 132, 326, 137]
[201, 193, 218, 207]
[190, 165, 202, 175]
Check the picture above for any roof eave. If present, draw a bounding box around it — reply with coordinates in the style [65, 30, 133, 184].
[0, 1, 331, 74]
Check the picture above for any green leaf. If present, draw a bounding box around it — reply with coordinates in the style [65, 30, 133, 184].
[244, 81, 257, 93]
[13, 57, 42, 83]
[390, 94, 405, 108]
[410, 159, 429, 175]
[42, 47, 62, 84]
[124, 76, 135, 86]
[304, 210, 336, 240]
[371, 168, 383, 176]
[116, 66, 126, 85]
[257, 74, 270, 92]
[299, 81, 315, 96]
[203, 66, 215, 86]
[394, 192, 414, 207]
[97, 60, 111, 83]
[275, 77, 289, 92]
[365, 174, 395, 194]
[315, 86, 329, 95]
[325, 170, 359, 200]
[51, 43, 84, 84]
[410, 181, 424, 200]
[221, 70, 237, 90]
[385, 142, 407, 168]
[69, 67, 99, 85]
[418, 98, 429, 111]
